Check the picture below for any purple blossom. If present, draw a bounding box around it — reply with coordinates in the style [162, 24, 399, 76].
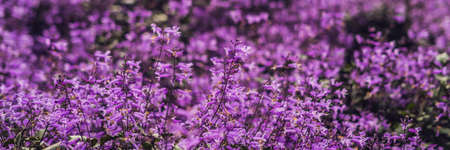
[0, 0, 449, 149]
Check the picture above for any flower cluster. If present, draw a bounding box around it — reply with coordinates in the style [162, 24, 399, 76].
[0, 0, 449, 149]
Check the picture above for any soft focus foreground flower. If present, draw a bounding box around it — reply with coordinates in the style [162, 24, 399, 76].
[0, 0, 449, 149]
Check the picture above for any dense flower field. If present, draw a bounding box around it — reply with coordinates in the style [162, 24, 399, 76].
[0, 0, 449, 149]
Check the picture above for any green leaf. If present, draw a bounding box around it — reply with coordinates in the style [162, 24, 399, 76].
[43, 142, 61, 150]
[174, 144, 183, 150]
[440, 127, 450, 136]
[436, 52, 449, 63]
[406, 103, 415, 110]
[435, 75, 448, 84]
